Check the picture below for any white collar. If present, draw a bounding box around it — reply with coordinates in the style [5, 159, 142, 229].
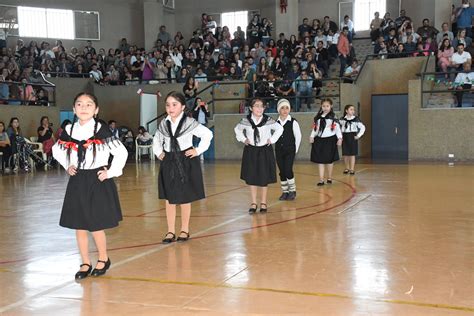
[278, 115, 292, 124]
[166, 112, 184, 124]
[251, 114, 263, 124]
[76, 118, 96, 130]
[344, 115, 355, 120]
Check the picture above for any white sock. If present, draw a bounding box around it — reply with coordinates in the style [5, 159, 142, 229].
[281, 180, 289, 193]
[288, 178, 296, 192]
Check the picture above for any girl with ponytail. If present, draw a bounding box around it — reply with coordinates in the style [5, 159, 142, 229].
[52, 92, 128, 280]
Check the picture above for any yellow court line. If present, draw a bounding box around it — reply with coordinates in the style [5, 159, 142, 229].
[0, 268, 11, 273]
[102, 276, 474, 313]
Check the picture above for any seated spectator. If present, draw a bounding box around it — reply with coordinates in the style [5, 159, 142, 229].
[37, 116, 54, 157]
[453, 63, 474, 107]
[276, 78, 294, 100]
[0, 121, 12, 172]
[137, 126, 153, 145]
[36, 89, 49, 106]
[378, 41, 389, 58]
[404, 35, 417, 53]
[413, 43, 429, 56]
[293, 69, 313, 111]
[450, 42, 472, 70]
[416, 19, 439, 42]
[308, 62, 323, 94]
[438, 39, 454, 73]
[436, 22, 455, 45]
[271, 56, 286, 78]
[109, 120, 119, 138]
[277, 33, 291, 56]
[399, 21, 420, 43]
[453, 28, 473, 49]
[141, 56, 154, 82]
[89, 64, 103, 83]
[18, 77, 36, 104]
[194, 67, 208, 82]
[313, 29, 327, 48]
[343, 59, 361, 82]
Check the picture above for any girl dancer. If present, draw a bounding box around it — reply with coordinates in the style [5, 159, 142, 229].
[340, 104, 365, 174]
[275, 99, 302, 200]
[153, 91, 213, 243]
[52, 92, 128, 280]
[310, 98, 342, 186]
[234, 98, 283, 213]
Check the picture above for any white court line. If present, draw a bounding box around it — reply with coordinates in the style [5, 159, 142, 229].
[0, 200, 263, 313]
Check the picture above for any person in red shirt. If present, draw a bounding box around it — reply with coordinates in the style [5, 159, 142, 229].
[337, 27, 351, 77]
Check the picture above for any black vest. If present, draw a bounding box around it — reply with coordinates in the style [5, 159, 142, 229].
[276, 118, 296, 148]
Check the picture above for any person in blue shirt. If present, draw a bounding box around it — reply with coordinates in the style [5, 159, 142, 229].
[293, 70, 313, 112]
[456, 0, 474, 37]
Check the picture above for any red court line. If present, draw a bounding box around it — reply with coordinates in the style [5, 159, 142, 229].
[0, 178, 354, 265]
[133, 185, 246, 217]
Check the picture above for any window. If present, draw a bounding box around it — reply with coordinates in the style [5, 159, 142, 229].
[18, 6, 75, 39]
[353, 0, 386, 31]
[221, 11, 248, 38]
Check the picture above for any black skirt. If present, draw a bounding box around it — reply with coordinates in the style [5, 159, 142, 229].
[158, 150, 205, 204]
[310, 135, 340, 164]
[342, 132, 358, 156]
[60, 167, 123, 232]
[240, 145, 277, 186]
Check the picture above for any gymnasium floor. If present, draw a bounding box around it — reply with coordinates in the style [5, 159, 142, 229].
[0, 161, 473, 315]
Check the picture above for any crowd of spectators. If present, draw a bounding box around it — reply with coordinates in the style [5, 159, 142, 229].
[0, 2, 471, 107]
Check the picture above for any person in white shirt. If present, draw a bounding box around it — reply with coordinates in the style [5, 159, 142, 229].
[343, 59, 361, 82]
[340, 104, 366, 174]
[436, 22, 454, 45]
[89, 64, 103, 83]
[450, 43, 472, 70]
[275, 99, 302, 201]
[52, 92, 128, 280]
[153, 91, 213, 243]
[454, 63, 474, 107]
[310, 98, 343, 186]
[234, 98, 284, 213]
[341, 15, 355, 43]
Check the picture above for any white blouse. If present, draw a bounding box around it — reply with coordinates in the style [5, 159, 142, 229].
[340, 115, 366, 138]
[52, 119, 128, 178]
[152, 112, 213, 157]
[310, 116, 343, 139]
[234, 115, 284, 147]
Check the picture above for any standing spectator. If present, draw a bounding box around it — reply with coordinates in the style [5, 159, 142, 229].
[82, 40, 96, 56]
[298, 18, 311, 39]
[455, 0, 474, 38]
[235, 26, 245, 41]
[109, 120, 119, 138]
[183, 76, 198, 110]
[293, 70, 313, 111]
[0, 68, 9, 102]
[370, 12, 382, 43]
[337, 27, 350, 77]
[395, 9, 411, 29]
[322, 16, 339, 36]
[157, 25, 171, 44]
[247, 15, 262, 48]
[417, 19, 439, 42]
[206, 15, 217, 31]
[118, 38, 130, 54]
[261, 18, 273, 47]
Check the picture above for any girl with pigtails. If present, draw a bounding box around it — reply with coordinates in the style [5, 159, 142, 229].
[52, 92, 128, 280]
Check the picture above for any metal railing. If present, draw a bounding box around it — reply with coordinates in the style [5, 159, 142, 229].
[0, 80, 56, 106]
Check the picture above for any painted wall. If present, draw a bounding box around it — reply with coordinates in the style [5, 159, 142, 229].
[408, 79, 474, 161]
[4, 0, 145, 52]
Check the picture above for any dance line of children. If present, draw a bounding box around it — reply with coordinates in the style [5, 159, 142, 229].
[54, 90, 364, 279]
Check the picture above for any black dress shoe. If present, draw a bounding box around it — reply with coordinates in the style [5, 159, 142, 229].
[91, 258, 111, 277]
[279, 192, 289, 200]
[326, 179, 333, 184]
[317, 181, 325, 186]
[349, 170, 355, 175]
[177, 231, 190, 242]
[259, 203, 268, 213]
[343, 169, 350, 174]
[287, 191, 296, 200]
[162, 232, 176, 243]
[75, 263, 92, 280]
[249, 203, 257, 214]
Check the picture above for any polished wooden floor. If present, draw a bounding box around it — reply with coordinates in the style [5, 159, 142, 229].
[0, 161, 473, 315]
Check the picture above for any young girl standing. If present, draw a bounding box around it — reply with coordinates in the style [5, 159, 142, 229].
[234, 98, 283, 213]
[52, 92, 128, 280]
[310, 98, 342, 186]
[340, 104, 365, 175]
[153, 92, 213, 243]
[275, 99, 302, 201]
